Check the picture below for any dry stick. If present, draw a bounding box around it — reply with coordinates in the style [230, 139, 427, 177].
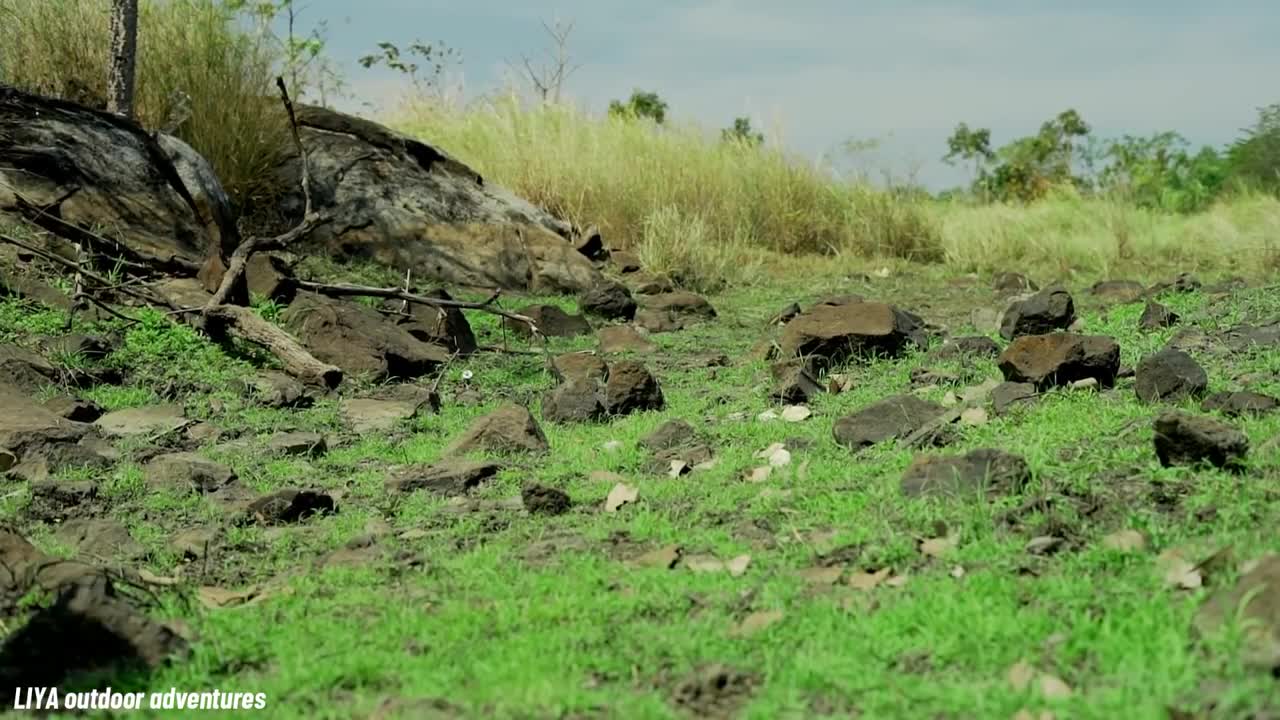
[0, 232, 168, 309]
[292, 280, 544, 337]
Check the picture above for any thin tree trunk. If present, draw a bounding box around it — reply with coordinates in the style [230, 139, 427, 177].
[107, 0, 139, 119]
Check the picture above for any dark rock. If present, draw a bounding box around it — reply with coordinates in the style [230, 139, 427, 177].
[521, 484, 571, 516]
[388, 288, 477, 356]
[833, 395, 945, 450]
[28, 480, 98, 522]
[243, 489, 336, 525]
[45, 334, 114, 362]
[445, 404, 549, 455]
[550, 353, 608, 384]
[580, 282, 637, 321]
[997, 333, 1120, 389]
[651, 443, 715, 474]
[145, 452, 236, 494]
[0, 343, 59, 392]
[0, 384, 91, 468]
[232, 371, 310, 409]
[1089, 280, 1146, 304]
[641, 291, 716, 321]
[41, 397, 103, 423]
[598, 325, 656, 353]
[541, 380, 606, 423]
[263, 103, 606, 293]
[265, 431, 327, 457]
[55, 519, 146, 561]
[244, 252, 297, 303]
[991, 382, 1038, 415]
[770, 359, 824, 404]
[901, 448, 1031, 498]
[1138, 302, 1179, 331]
[1222, 321, 1280, 353]
[999, 285, 1075, 340]
[575, 226, 606, 261]
[341, 396, 431, 433]
[779, 302, 927, 370]
[604, 361, 664, 415]
[992, 272, 1038, 294]
[94, 404, 186, 437]
[634, 308, 684, 334]
[504, 304, 592, 338]
[385, 459, 503, 495]
[1134, 349, 1208, 404]
[1201, 390, 1279, 417]
[1153, 410, 1247, 470]
[281, 292, 449, 381]
[640, 419, 699, 452]
[928, 336, 1001, 361]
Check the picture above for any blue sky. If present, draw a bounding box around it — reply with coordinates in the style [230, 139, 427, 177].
[280, 0, 1278, 188]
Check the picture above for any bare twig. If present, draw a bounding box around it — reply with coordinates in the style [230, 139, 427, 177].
[293, 280, 541, 335]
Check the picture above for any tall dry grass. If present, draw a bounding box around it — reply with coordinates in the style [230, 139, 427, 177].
[390, 94, 942, 290]
[0, 0, 289, 213]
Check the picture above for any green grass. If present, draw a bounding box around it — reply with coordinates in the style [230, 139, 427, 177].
[3, 266, 1279, 719]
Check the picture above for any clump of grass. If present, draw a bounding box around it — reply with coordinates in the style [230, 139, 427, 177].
[934, 185, 1280, 279]
[0, 0, 290, 214]
[390, 94, 942, 282]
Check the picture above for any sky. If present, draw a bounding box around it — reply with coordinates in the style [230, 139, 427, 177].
[275, 0, 1278, 189]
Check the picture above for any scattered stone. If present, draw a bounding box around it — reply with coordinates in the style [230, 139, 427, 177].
[146, 453, 236, 494]
[541, 380, 606, 423]
[611, 251, 642, 273]
[387, 288, 478, 356]
[1150, 272, 1202, 295]
[340, 398, 425, 434]
[999, 285, 1075, 340]
[633, 308, 684, 334]
[41, 397, 103, 423]
[901, 448, 1032, 498]
[1165, 327, 1216, 354]
[265, 431, 327, 457]
[1193, 554, 1280, 671]
[651, 444, 715, 474]
[910, 367, 960, 387]
[27, 480, 98, 522]
[993, 272, 1038, 294]
[244, 252, 297, 303]
[171, 527, 219, 560]
[997, 333, 1120, 389]
[604, 361, 664, 415]
[0, 449, 14, 472]
[1201, 390, 1279, 417]
[385, 459, 503, 495]
[445, 404, 549, 455]
[243, 489, 336, 525]
[1134, 349, 1208, 404]
[1138, 301, 1179, 331]
[505, 304, 592, 338]
[779, 302, 927, 369]
[0, 343, 61, 393]
[44, 333, 114, 362]
[640, 419, 699, 451]
[94, 404, 186, 437]
[991, 382, 1038, 415]
[550, 352, 608, 384]
[281, 292, 449, 381]
[1069, 377, 1099, 391]
[833, 395, 946, 450]
[929, 336, 1001, 361]
[521, 484, 571, 516]
[1089, 280, 1146, 304]
[1153, 411, 1248, 470]
[969, 307, 1001, 334]
[55, 519, 146, 561]
[770, 358, 823, 404]
[579, 282, 637, 321]
[641, 291, 716, 321]
[233, 371, 310, 409]
[1222, 321, 1280, 353]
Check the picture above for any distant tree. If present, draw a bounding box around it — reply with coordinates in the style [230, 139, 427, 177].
[608, 90, 668, 124]
[106, 0, 138, 118]
[943, 122, 994, 186]
[1097, 132, 1227, 212]
[721, 116, 763, 146]
[1227, 102, 1280, 192]
[510, 18, 580, 104]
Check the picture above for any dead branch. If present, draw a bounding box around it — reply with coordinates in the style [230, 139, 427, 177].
[203, 76, 326, 311]
[293, 279, 544, 338]
[510, 18, 580, 103]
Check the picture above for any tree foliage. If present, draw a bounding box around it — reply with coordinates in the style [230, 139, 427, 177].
[721, 116, 763, 146]
[608, 90, 668, 124]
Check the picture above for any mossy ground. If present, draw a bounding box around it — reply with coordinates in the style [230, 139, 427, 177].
[2, 263, 1279, 720]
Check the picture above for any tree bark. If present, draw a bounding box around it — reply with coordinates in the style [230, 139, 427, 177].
[107, 0, 139, 119]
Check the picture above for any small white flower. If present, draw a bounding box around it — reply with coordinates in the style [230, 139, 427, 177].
[461, 370, 474, 381]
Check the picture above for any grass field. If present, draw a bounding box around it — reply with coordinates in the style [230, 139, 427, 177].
[3, 249, 1279, 718]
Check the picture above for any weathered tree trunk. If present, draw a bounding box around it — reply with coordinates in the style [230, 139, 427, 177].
[106, 0, 139, 119]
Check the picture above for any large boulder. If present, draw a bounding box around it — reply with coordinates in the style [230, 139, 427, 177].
[0, 85, 233, 275]
[280, 292, 449, 381]
[258, 104, 606, 293]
